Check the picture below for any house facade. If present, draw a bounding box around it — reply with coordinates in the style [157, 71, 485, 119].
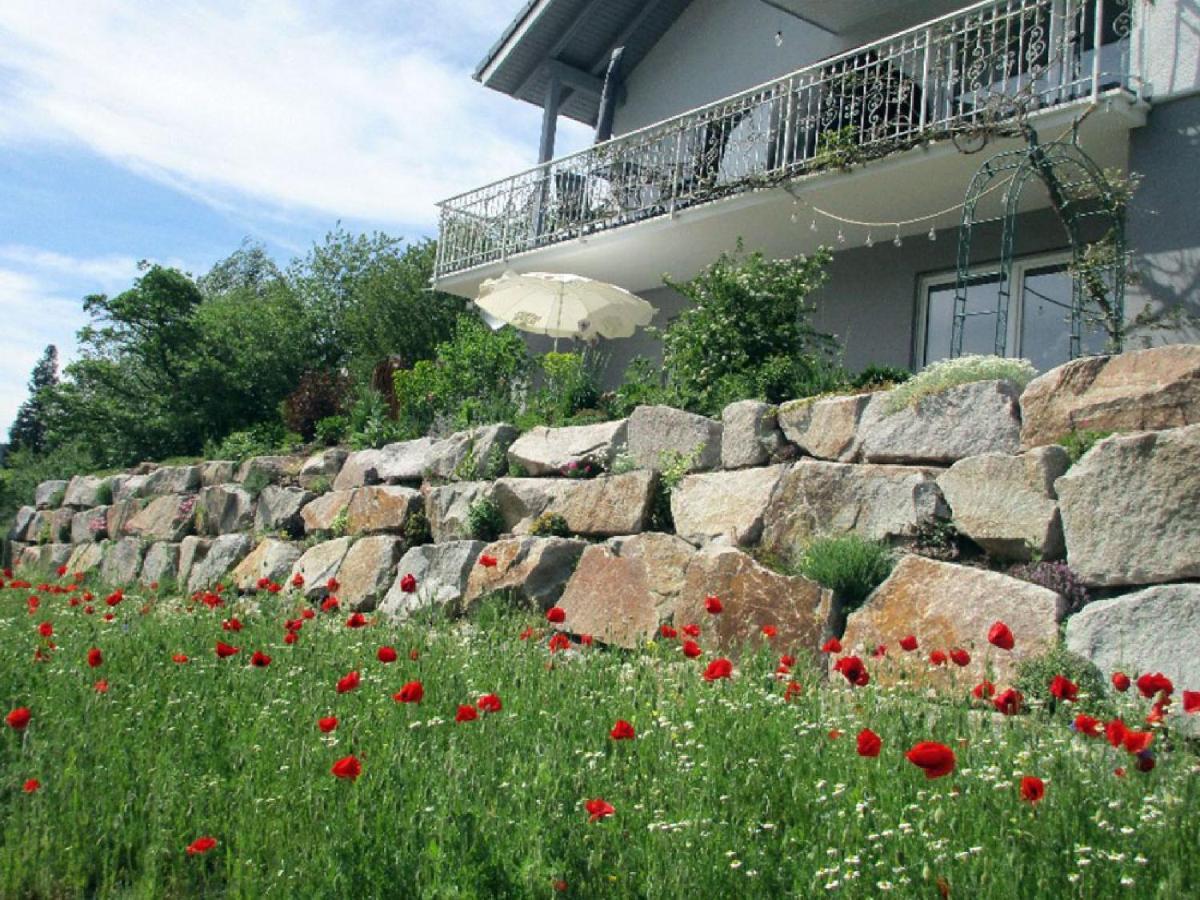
[434, 0, 1199, 380]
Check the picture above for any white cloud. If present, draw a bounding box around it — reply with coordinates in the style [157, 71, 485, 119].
[0, 0, 584, 229]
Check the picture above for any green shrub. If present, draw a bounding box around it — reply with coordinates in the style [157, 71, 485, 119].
[529, 350, 602, 426]
[94, 480, 114, 507]
[1057, 429, 1114, 466]
[661, 243, 842, 415]
[608, 356, 670, 418]
[346, 387, 404, 450]
[794, 535, 894, 611]
[204, 423, 299, 464]
[467, 497, 504, 542]
[648, 450, 695, 533]
[1015, 645, 1112, 717]
[241, 468, 271, 500]
[403, 508, 432, 548]
[528, 512, 570, 538]
[307, 475, 332, 496]
[314, 415, 348, 447]
[883, 355, 1037, 414]
[851, 364, 911, 391]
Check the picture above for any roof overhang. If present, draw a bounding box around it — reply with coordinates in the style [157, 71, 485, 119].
[764, 1, 978, 37]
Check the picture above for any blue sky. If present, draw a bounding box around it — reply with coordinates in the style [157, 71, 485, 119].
[0, 0, 591, 436]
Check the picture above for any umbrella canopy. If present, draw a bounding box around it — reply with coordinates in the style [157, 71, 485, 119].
[475, 271, 655, 341]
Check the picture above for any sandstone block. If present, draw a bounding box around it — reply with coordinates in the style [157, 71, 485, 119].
[627, 405, 722, 472]
[507, 420, 628, 476]
[778, 394, 871, 461]
[143, 465, 202, 496]
[230, 539, 304, 592]
[494, 471, 656, 537]
[672, 465, 788, 547]
[288, 537, 354, 601]
[721, 400, 787, 469]
[125, 494, 196, 542]
[66, 541, 107, 576]
[379, 541, 486, 623]
[71, 507, 110, 544]
[462, 536, 586, 613]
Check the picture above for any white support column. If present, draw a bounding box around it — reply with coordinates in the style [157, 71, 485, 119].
[539, 74, 563, 164]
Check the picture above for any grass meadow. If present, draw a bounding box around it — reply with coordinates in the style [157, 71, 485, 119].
[1, 566, 1198, 898]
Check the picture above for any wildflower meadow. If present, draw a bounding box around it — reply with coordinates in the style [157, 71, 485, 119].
[1, 563, 1198, 898]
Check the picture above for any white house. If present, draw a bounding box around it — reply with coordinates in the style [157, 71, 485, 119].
[434, 0, 1199, 378]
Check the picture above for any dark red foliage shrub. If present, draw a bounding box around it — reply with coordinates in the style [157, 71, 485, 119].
[283, 370, 350, 440]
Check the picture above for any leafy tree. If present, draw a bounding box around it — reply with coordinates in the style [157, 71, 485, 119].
[8, 345, 59, 452]
[197, 239, 282, 298]
[661, 243, 844, 415]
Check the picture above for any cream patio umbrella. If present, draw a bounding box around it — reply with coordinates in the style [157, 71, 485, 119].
[475, 271, 656, 346]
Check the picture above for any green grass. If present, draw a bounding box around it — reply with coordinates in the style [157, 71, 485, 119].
[2, 569, 1198, 898]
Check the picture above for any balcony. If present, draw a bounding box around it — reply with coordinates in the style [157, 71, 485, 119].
[435, 0, 1144, 290]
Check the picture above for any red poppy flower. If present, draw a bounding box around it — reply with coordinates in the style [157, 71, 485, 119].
[546, 606, 566, 624]
[215, 642, 240, 659]
[682, 624, 700, 638]
[553, 880, 568, 892]
[1136, 672, 1174, 699]
[105, 590, 123, 608]
[905, 741, 956, 779]
[660, 625, 677, 639]
[455, 704, 478, 722]
[775, 663, 791, 679]
[704, 595, 723, 615]
[1114, 766, 1126, 777]
[87, 647, 103, 668]
[102, 613, 115, 622]
[394, 681, 424, 704]
[585, 798, 615, 822]
[822, 637, 842, 654]
[94, 679, 109, 694]
[267, 582, 282, 594]
[703, 658, 733, 681]
[950, 648, 971, 667]
[1105, 718, 1129, 749]
[987, 621, 1014, 651]
[284, 632, 298, 645]
[972, 680, 996, 700]
[856, 728, 882, 758]
[1111, 671, 1131, 692]
[1073, 714, 1103, 737]
[929, 650, 948, 667]
[345, 612, 368, 629]
[26, 596, 39, 613]
[301, 608, 315, 620]
[579, 634, 593, 646]
[478, 554, 498, 568]
[23, 778, 40, 793]
[250, 651, 271, 668]
[681, 639, 702, 659]
[610, 719, 635, 740]
[318, 716, 338, 733]
[1019, 776, 1045, 805]
[1049, 675, 1079, 703]
[399, 573, 417, 594]
[37, 622, 52, 637]
[477, 693, 502, 713]
[186, 836, 217, 856]
[780, 654, 796, 667]
[321, 596, 340, 613]
[784, 681, 802, 701]
[172, 653, 189, 664]
[83, 605, 94, 615]
[326, 577, 340, 592]
[1123, 729, 1154, 755]
[377, 646, 398, 663]
[872, 644, 888, 658]
[1184, 690, 1200, 714]
[409, 648, 420, 661]
[548, 633, 571, 653]
[834, 655, 869, 687]
[993, 688, 1023, 716]
[331, 755, 362, 781]
[828, 729, 843, 740]
[899, 634, 919, 652]
[291, 573, 305, 588]
[519, 627, 535, 641]
[761, 624, 778, 638]
[221, 618, 242, 632]
[336, 671, 360, 693]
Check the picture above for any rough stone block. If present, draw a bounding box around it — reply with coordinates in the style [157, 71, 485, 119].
[627, 405, 722, 472]
[671, 465, 788, 547]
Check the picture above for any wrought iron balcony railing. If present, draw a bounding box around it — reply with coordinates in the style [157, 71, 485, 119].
[435, 0, 1137, 281]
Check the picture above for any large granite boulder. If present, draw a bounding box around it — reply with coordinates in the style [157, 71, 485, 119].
[200, 461, 236, 487]
[100, 537, 145, 586]
[297, 449, 348, 491]
[49, 508, 75, 544]
[19, 543, 73, 572]
[65, 542, 106, 576]
[671, 545, 836, 657]
[195, 485, 256, 536]
[627, 405, 722, 472]
[143, 465, 202, 496]
[254, 486, 314, 537]
[112, 474, 149, 503]
[25, 510, 53, 545]
[671, 465, 788, 547]
[230, 539, 304, 592]
[374, 438, 440, 484]
[1066, 585, 1200, 724]
[71, 507, 109, 544]
[8, 506, 35, 542]
[186, 534, 253, 593]
[140, 542, 181, 587]
[125, 495, 195, 542]
[346, 486, 424, 535]
[288, 537, 354, 601]
[555, 533, 696, 648]
[1020, 344, 1200, 449]
[300, 490, 354, 534]
[720, 400, 787, 469]
[106, 499, 144, 540]
[778, 394, 871, 462]
[461, 536, 587, 613]
[425, 481, 494, 543]
[855, 380, 1022, 464]
[937, 447, 1069, 561]
[507, 420, 628, 476]
[177, 537, 212, 589]
[62, 475, 111, 509]
[236, 455, 304, 487]
[34, 479, 68, 509]
[378, 540, 485, 622]
[332, 449, 385, 491]
[493, 471, 656, 537]
[1056, 424, 1200, 586]
[839, 555, 1065, 690]
[760, 461, 947, 559]
[427, 424, 518, 481]
[329, 535, 405, 611]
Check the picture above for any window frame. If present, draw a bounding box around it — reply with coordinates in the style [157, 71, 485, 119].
[913, 250, 1075, 369]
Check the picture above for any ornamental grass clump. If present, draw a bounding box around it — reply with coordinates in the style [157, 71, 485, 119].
[794, 534, 894, 612]
[883, 354, 1037, 414]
